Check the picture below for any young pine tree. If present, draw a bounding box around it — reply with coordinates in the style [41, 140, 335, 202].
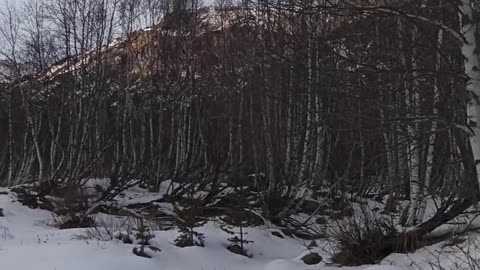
[221, 187, 253, 257]
[132, 218, 158, 258]
[134, 218, 155, 245]
[174, 190, 207, 247]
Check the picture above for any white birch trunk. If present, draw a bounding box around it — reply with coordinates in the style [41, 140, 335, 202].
[7, 89, 13, 186]
[298, 38, 314, 183]
[460, 0, 480, 190]
[285, 74, 293, 175]
[406, 25, 423, 226]
[314, 95, 325, 179]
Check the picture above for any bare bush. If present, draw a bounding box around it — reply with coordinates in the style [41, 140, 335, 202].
[329, 205, 398, 266]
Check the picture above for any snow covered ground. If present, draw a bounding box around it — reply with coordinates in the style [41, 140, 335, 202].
[0, 186, 476, 270]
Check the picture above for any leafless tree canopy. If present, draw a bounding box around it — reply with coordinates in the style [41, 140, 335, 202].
[0, 0, 478, 238]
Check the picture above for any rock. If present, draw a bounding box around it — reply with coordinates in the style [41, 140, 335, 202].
[271, 231, 283, 238]
[0, 208, 3, 217]
[133, 246, 151, 258]
[132, 245, 160, 258]
[227, 244, 249, 257]
[301, 252, 323, 265]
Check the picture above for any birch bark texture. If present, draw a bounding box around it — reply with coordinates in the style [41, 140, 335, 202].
[460, 0, 480, 189]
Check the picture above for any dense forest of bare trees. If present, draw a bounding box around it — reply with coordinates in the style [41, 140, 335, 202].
[0, 0, 480, 251]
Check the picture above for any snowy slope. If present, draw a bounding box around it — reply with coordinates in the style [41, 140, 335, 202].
[0, 187, 322, 270]
[0, 186, 470, 270]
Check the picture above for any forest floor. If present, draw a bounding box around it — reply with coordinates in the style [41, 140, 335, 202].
[0, 183, 478, 270]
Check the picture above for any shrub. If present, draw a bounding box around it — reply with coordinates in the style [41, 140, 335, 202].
[52, 182, 97, 229]
[330, 206, 398, 266]
[55, 214, 96, 229]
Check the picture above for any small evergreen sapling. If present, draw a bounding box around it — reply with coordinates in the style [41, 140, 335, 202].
[134, 218, 155, 245]
[132, 218, 158, 258]
[221, 188, 253, 257]
[174, 191, 207, 247]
